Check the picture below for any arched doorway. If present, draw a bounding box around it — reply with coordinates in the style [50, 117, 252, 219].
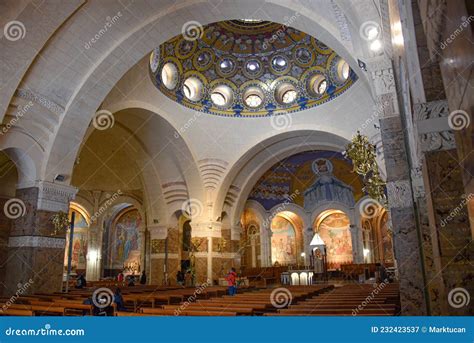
[314, 210, 353, 270]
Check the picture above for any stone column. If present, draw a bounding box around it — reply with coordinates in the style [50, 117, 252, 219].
[85, 191, 101, 281]
[190, 221, 221, 284]
[349, 224, 364, 264]
[148, 225, 168, 285]
[372, 59, 427, 315]
[5, 181, 77, 295]
[415, 100, 473, 315]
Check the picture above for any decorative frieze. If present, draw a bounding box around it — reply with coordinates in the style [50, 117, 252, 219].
[148, 225, 168, 240]
[36, 181, 77, 212]
[191, 221, 222, 238]
[15, 89, 64, 116]
[371, 68, 396, 94]
[8, 235, 66, 248]
[415, 100, 456, 152]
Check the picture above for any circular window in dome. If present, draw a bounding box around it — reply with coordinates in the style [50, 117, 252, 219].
[183, 77, 204, 102]
[161, 62, 178, 90]
[275, 82, 298, 105]
[336, 59, 350, 81]
[308, 74, 328, 96]
[243, 87, 265, 109]
[210, 84, 234, 108]
[243, 59, 263, 78]
[149, 48, 160, 73]
[271, 55, 289, 73]
[217, 57, 237, 76]
[197, 52, 211, 66]
[294, 47, 313, 66]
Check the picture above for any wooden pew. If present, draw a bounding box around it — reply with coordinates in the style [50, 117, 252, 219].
[0, 308, 34, 316]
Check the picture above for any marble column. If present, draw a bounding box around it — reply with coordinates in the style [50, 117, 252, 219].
[4, 181, 77, 295]
[372, 59, 427, 315]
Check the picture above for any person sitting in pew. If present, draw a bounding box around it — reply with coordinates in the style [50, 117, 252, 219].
[75, 273, 87, 289]
[140, 271, 147, 285]
[114, 287, 126, 311]
[127, 275, 136, 287]
[117, 271, 124, 283]
[176, 270, 185, 286]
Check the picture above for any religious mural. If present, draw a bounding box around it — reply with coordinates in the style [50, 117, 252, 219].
[64, 209, 89, 272]
[108, 208, 142, 271]
[270, 216, 296, 265]
[248, 151, 364, 210]
[317, 212, 353, 270]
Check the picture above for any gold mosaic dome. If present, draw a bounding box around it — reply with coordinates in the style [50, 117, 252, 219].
[149, 20, 357, 117]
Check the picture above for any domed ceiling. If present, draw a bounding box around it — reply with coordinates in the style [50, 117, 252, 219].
[149, 20, 358, 117]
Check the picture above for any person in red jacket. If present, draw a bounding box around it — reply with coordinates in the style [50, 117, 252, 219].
[225, 267, 237, 296]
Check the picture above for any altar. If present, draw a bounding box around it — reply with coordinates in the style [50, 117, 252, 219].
[280, 270, 314, 285]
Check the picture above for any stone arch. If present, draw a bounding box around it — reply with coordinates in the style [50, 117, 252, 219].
[219, 130, 349, 229]
[39, 0, 378, 187]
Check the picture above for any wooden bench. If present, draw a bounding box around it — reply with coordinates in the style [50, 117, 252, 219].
[140, 308, 236, 316]
[0, 308, 34, 316]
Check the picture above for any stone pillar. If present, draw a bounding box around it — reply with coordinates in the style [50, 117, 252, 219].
[230, 224, 242, 271]
[190, 221, 221, 284]
[148, 225, 168, 285]
[260, 221, 272, 267]
[5, 181, 77, 295]
[414, 100, 473, 315]
[85, 191, 101, 281]
[349, 224, 364, 263]
[372, 59, 427, 315]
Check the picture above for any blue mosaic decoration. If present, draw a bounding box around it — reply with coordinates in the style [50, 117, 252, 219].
[149, 20, 358, 117]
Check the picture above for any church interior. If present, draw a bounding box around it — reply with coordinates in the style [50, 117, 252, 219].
[0, 0, 472, 317]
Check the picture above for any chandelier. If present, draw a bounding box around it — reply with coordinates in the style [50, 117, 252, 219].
[344, 131, 386, 205]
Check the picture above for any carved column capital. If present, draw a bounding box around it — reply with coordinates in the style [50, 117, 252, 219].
[191, 221, 222, 238]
